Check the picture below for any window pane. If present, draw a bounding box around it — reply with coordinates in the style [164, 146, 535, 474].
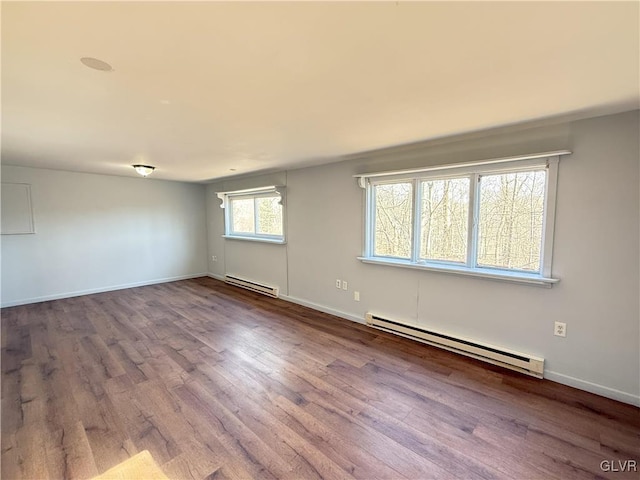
[374, 182, 413, 258]
[256, 196, 283, 236]
[231, 198, 255, 234]
[420, 178, 469, 263]
[477, 170, 546, 271]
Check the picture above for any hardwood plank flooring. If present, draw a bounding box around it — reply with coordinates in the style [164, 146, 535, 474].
[2, 277, 639, 479]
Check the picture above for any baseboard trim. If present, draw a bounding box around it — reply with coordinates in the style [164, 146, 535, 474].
[195, 274, 640, 407]
[544, 370, 640, 407]
[207, 273, 364, 324]
[279, 294, 365, 325]
[1, 273, 209, 308]
[279, 289, 640, 407]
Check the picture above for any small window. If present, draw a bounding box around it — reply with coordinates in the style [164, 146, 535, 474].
[358, 152, 568, 286]
[218, 186, 285, 243]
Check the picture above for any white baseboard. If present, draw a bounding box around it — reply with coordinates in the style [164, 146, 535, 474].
[1, 273, 208, 308]
[544, 370, 640, 406]
[279, 294, 365, 325]
[213, 274, 640, 407]
[207, 273, 364, 324]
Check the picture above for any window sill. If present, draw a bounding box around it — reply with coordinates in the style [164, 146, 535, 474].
[223, 235, 286, 245]
[357, 256, 559, 287]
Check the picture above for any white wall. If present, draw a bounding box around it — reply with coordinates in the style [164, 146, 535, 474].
[1, 166, 208, 306]
[207, 110, 640, 405]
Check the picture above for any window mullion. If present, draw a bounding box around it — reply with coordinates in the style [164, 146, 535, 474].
[411, 179, 421, 263]
[366, 183, 375, 257]
[226, 198, 232, 235]
[467, 174, 480, 268]
[253, 197, 259, 235]
[541, 157, 559, 277]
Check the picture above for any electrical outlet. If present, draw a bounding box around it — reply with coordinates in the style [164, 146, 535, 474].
[335, 279, 341, 289]
[211, 255, 217, 262]
[554, 321, 567, 337]
[354, 291, 360, 301]
[342, 281, 348, 290]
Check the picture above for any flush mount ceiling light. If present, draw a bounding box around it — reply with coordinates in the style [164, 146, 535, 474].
[132, 164, 155, 177]
[80, 57, 113, 72]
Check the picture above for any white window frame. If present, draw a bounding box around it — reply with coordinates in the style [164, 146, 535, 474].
[216, 186, 286, 244]
[356, 151, 570, 287]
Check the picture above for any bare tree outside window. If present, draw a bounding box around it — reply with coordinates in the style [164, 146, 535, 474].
[256, 196, 283, 236]
[420, 178, 469, 263]
[222, 187, 285, 243]
[232, 195, 282, 236]
[477, 170, 546, 271]
[231, 198, 255, 234]
[374, 183, 413, 258]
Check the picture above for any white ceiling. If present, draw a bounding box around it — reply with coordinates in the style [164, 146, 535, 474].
[2, 1, 638, 183]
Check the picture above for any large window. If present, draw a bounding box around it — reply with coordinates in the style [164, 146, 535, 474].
[217, 186, 285, 243]
[359, 152, 567, 285]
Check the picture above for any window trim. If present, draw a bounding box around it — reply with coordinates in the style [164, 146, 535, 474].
[357, 151, 570, 286]
[216, 185, 286, 243]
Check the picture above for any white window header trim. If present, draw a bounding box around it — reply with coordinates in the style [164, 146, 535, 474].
[215, 185, 285, 208]
[354, 150, 571, 188]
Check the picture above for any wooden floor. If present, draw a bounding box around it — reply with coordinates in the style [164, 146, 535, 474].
[2, 278, 639, 480]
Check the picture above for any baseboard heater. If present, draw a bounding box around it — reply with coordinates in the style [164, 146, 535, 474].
[365, 313, 544, 378]
[224, 275, 279, 298]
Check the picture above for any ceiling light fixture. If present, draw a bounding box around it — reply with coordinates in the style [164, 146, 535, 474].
[80, 57, 113, 72]
[132, 164, 155, 177]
